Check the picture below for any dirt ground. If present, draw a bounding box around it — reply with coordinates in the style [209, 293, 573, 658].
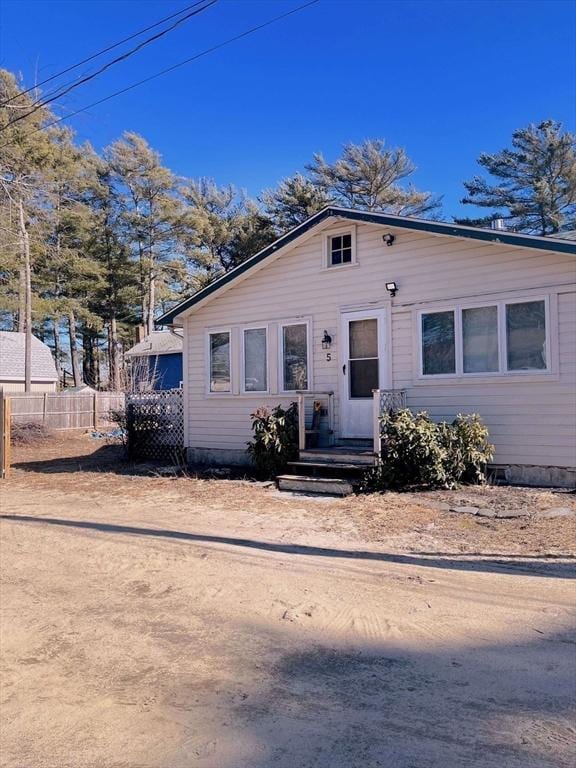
[1, 434, 575, 768]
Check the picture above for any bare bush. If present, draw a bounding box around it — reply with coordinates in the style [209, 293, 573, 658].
[11, 421, 53, 446]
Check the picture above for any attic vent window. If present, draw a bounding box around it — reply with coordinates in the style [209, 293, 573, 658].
[330, 233, 353, 266]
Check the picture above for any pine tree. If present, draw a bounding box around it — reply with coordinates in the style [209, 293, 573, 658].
[262, 173, 332, 231]
[307, 139, 441, 216]
[460, 121, 576, 235]
[106, 133, 182, 335]
[178, 179, 276, 280]
[0, 69, 60, 389]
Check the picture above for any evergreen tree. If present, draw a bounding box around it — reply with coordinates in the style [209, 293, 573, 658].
[307, 139, 441, 216]
[106, 133, 182, 335]
[262, 173, 332, 231]
[0, 69, 60, 389]
[179, 179, 276, 279]
[460, 120, 576, 235]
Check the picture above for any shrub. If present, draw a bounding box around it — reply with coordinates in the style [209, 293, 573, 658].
[11, 421, 52, 446]
[439, 413, 494, 485]
[363, 409, 493, 491]
[247, 402, 299, 478]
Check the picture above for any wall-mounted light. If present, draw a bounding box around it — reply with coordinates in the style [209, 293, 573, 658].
[386, 281, 398, 298]
[382, 233, 396, 247]
[321, 330, 332, 350]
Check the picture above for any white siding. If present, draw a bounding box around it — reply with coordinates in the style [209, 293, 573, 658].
[183, 222, 576, 468]
[0, 380, 58, 393]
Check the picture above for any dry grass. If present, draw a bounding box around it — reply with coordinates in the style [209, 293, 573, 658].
[6, 432, 575, 560]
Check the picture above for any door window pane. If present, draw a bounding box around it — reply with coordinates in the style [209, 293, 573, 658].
[463, 306, 499, 373]
[506, 300, 547, 370]
[349, 319, 378, 359]
[209, 332, 230, 392]
[244, 328, 267, 392]
[283, 324, 308, 390]
[422, 311, 456, 375]
[350, 359, 379, 398]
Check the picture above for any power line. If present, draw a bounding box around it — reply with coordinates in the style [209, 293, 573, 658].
[1, 0, 212, 106]
[0, 0, 320, 152]
[1, 1, 217, 133]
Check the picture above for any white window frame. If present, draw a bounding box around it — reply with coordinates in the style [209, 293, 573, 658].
[241, 325, 269, 395]
[322, 226, 358, 270]
[205, 327, 233, 395]
[278, 319, 313, 393]
[417, 296, 552, 379]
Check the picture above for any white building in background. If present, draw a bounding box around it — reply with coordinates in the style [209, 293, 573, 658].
[0, 331, 58, 393]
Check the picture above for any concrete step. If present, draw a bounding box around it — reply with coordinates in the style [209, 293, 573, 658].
[299, 448, 377, 466]
[276, 474, 354, 497]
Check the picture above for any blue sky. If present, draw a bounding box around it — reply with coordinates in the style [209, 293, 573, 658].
[1, 0, 574, 219]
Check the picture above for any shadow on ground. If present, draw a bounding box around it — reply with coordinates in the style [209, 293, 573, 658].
[2, 514, 575, 579]
[192, 625, 575, 768]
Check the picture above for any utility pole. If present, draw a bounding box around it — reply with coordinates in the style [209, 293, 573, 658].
[17, 197, 32, 393]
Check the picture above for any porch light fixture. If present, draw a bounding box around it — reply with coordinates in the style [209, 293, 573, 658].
[382, 233, 396, 247]
[321, 330, 332, 350]
[386, 281, 398, 297]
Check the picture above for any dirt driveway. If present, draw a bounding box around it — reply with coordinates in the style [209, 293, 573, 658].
[1, 435, 575, 768]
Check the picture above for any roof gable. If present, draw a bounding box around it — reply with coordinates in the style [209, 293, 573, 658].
[125, 330, 183, 357]
[158, 207, 576, 325]
[0, 332, 58, 381]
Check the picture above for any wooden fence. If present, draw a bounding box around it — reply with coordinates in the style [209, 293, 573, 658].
[8, 391, 125, 431]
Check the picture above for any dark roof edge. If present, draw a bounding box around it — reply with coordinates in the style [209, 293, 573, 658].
[157, 207, 576, 325]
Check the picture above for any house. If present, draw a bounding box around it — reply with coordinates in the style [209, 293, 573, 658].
[158, 207, 576, 489]
[124, 330, 183, 391]
[0, 331, 58, 393]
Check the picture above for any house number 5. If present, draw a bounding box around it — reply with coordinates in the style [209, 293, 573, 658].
[326, 353, 332, 361]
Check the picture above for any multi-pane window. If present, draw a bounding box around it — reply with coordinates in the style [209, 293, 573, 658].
[421, 311, 456, 375]
[420, 299, 549, 377]
[282, 324, 308, 390]
[329, 233, 353, 266]
[209, 331, 231, 392]
[243, 328, 267, 392]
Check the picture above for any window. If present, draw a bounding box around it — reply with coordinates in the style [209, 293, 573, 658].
[506, 300, 547, 371]
[421, 311, 456, 375]
[325, 229, 356, 268]
[348, 318, 379, 398]
[243, 327, 267, 392]
[463, 306, 499, 373]
[419, 298, 550, 377]
[209, 331, 231, 392]
[281, 323, 308, 390]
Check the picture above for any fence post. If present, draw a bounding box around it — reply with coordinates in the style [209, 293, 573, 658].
[372, 390, 381, 457]
[43, 392, 48, 423]
[297, 393, 305, 452]
[93, 393, 98, 430]
[1, 393, 11, 480]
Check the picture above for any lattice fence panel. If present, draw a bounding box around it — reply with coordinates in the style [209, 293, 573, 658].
[378, 389, 407, 414]
[126, 389, 184, 462]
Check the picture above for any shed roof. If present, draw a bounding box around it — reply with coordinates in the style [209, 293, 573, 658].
[124, 330, 183, 358]
[157, 207, 576, 326]
[0, 331, 58, 382]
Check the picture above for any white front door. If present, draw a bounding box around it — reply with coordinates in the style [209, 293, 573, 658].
[340, 308, 387, 438]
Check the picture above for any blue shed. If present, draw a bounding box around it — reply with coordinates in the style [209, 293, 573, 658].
[125, 330, 183, 391]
